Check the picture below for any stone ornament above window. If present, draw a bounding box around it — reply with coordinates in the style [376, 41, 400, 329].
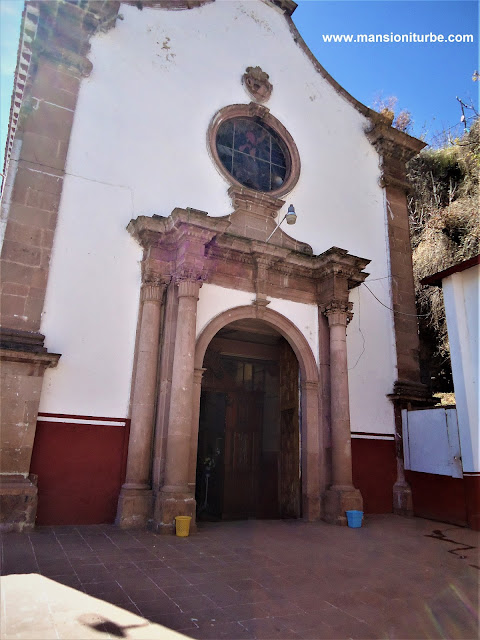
[242, 66, 273, 103]
[208, 103, 300, 198]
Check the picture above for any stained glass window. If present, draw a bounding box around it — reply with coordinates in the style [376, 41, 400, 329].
[216, 118, 289, 192]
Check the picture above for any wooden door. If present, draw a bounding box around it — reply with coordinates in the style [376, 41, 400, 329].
[222, 390, 263, 519]
[279, 339, 301, 518]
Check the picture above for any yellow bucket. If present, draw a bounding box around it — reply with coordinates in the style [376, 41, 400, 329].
[175, 515, 192, 537]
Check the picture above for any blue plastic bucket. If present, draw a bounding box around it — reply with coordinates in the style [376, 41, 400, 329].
[346, 510, 363, 528]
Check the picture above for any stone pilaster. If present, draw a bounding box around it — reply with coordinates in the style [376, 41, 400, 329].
[152, 282, 178, 492]
[367, 123, 432, 516]
[153, 276, 202, 534]
[0, 329, 60, 532]
[0, 0, 120, 533]
[300, 380, 322, 521]
[116, 276, 166, 528]
[188, 368, 207, 489]
[322, 301, 363, 525]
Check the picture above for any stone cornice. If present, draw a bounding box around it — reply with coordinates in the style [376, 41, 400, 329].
[0, 327, 60, 367]
[128, 209, 231, 249]
[379, 174, 412, 193]
[268, 0, 298, 15]
[127, 211, 370, 306]
[387, 380, 433, 405]
[123, 0, 214, 9]
[0, 348, 60, 368]
[366, 122, 426, 165]
[33, 1, 121, 75]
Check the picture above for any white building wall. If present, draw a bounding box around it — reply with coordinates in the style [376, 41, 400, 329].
[39, 177, 142, 417]
[196, 285, 318, 365]
[442, 265, 479, 473]
[196, 284, 253, 337]
[39, 0, 396, 433]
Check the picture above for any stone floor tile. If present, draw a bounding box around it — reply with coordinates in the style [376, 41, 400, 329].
[188, 619, 256, 639]
[120, 585, 166, 603]
[187, 606, 232, 626]
[219, 602, 270, 621]
[273, 612, 336, 635]
[134, 597, 182, 618]
[172, 594, 217, 613]
[146, 611, 199, 631]
[258, 598, 305, 617]
[160, 583, 202, 599]
[1, 517, 478, 640]
[238, 616, 294, 638]
[296, 621, 340, 639]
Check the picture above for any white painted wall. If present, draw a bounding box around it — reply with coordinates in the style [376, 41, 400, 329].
[39, 0, 396, 432]
[347, 285, 396, 435]
[196, 284, 253, 336]
[196, 284, 318, 364]
[267, 297, 318, 364]
[39, 176, 142, 417]
[442, 265, 479, 473]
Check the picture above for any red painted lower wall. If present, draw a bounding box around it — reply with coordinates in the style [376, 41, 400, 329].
[463, 476, 480, 531]
[405, 470, 467, 527]
[352, 438, 396, 514]
[30, 417, 129, 525]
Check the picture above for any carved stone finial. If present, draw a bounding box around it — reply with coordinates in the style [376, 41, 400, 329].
[243, 66, 273, 103]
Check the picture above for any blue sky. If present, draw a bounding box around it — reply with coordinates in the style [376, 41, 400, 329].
[1, 0, 478, 171]
[293, 0, 479, 144]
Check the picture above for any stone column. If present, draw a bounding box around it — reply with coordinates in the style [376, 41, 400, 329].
[116, 278, 165, 528]
[300, 380, 321, 521]
[188, 368, 207, 488]
[154, 277, 201, 533]
[323, 301, 363, 525]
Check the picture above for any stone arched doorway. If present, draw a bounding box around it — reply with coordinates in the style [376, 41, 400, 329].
[191, 306, 322, 523]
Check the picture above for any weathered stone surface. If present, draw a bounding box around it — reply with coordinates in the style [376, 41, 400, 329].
[0, 475, 38, 532]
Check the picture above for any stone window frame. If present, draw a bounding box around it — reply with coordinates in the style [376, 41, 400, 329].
[208, 103, 301, 198]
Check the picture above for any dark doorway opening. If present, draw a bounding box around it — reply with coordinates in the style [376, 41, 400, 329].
[196, 319, 301, 521]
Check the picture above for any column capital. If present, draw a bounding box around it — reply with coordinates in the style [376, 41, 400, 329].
[322, 300, 353, 327]
[176, 278, 202, 299]
[174, 267, 206, 298]
[141, 281, 167, 303]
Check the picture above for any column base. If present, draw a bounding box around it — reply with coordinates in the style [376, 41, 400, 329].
[322, 485, 363, 526]
[116, 485, 153, 529]
[0, 474, 38, 533]
[302, 493, 321, 522]
[153, 489, 197, 535]
[392, 481, 414, 517]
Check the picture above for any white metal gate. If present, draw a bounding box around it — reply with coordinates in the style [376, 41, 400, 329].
[402, 408, 463, 478]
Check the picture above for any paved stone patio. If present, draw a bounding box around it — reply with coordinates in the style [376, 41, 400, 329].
[1, 515, 479, 639]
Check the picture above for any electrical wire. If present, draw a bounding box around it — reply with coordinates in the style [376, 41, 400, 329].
[362, 282, 430, 317]
[348, 288, 365, 371]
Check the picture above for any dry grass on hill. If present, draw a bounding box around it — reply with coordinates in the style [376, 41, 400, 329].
[407, 118, 479, 392]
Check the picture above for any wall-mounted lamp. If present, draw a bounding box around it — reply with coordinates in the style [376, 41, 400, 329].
[266, 204, 297, 242]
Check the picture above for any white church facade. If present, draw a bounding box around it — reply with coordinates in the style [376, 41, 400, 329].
[0, 0, 430, 532]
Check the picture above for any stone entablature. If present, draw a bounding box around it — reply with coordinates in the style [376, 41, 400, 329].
[127, 208, 370, 307]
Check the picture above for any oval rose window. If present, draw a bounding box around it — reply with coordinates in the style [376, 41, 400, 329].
[215, 117, 290, 193]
